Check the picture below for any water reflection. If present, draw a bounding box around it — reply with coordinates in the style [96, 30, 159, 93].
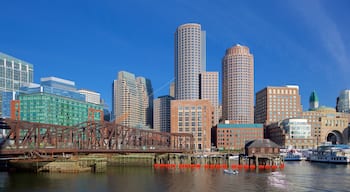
[1, 162, 350, 191]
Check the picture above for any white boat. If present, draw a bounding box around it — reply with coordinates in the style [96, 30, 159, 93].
[223, 169, 239, 175]
[281, 149, 306, 161]
[309, 144, 350, 163]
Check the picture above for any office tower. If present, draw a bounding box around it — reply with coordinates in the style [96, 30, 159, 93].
[171, 100, 212, 151]
[174, 23, 206, 100]
[18, 77, 103, 126]
[222, 44, 254, 123]
[200, 72, 219, 125]
[309, 91, 319, 111]
[0, 52, 34, 117]
[112, 71, 153, 128]
[153, 95, 173, 132]
[169, 82, 175, 98]
[137, 77, 153, 128]
[336, 90, 350, 113]
[255, 85, 302, 125]
[78, 89, 101, 105]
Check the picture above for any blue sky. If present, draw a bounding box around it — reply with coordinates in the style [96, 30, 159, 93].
[1, 0, 349, 111]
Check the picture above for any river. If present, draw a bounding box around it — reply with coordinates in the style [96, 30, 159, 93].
[1, 161, 350, 192]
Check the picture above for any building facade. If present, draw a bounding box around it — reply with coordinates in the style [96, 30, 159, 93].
[302, 107, 349, 145]
[153, 95, 173, 132]
[18, 77, 103, 126]
[266, 119, 315, 149]
[174, 23, 206, 100]
[200, 72, 219, 126]
[112, 71, 153, 128]
[336, 90, 350, 113]
[222, 44, 254, 123]
[255, 85, 302, 125]
[215, 122, 263, 151]
[0, 52, 34, 117]
[171, 100, 212, 151]
[78, 89, 101, 105]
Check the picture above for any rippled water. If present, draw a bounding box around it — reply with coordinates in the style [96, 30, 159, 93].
[1, 161, 350, 192]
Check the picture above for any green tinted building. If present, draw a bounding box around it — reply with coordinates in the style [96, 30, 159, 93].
[19, 77, 103, 126]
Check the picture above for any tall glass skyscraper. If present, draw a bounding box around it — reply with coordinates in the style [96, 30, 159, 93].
[0, 52, 34, 117]
[112, 71, 153, 128]
[174, 23, 206, 100]
[222, 44, 254, 123]
[336, 90, 350, 113]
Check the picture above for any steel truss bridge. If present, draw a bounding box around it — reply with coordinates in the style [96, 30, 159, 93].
[0, 119, 194, 156]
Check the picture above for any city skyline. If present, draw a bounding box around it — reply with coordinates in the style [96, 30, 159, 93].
[1, 0, 349, 111]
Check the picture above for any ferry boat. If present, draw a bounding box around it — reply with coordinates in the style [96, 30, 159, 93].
[309, 144, 350, 163]
[281, 150, 306, 161]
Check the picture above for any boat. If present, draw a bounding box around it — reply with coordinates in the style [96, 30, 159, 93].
[309, 144, 350, 163]
[223, 169, 239, 175]
[281, 149, 306, 161]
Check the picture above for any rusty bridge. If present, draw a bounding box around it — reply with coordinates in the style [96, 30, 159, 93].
[0, 118, 194, 157]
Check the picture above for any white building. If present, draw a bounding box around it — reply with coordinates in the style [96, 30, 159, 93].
[281, 118, 311, 139]
[78, 89, 101, 105]
[174, 23, 206, 100]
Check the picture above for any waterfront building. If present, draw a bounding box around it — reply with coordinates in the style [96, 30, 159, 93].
[200, 72, 219, 126]
[309, 91, 319, 111]
[153, 95, 173, 132]
[222, 44, 254, 123]
[255, 85, 302, 126]
[171, 99, 212, 151]
[215, 122, 263, 151]
[302, 106, 349, 145]
[266, 118, 315, 149]
[18, 77, 103, 126]
[336, 90, 350, 113]
[0, 52, 34, 117]
[112, 71, 153, 128]
[174, 23, 206, 100]
[78, 89, 101, 105]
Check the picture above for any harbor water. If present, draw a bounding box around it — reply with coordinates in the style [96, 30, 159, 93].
[1, 161, 350, 192]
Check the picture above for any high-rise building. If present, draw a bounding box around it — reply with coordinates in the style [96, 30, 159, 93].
[309, 91, 319, 111]
[171, 99, 212, 151]
[78, 89, 101, 105]
[336, 90, 350, 113]
[255, 85, 302, 125]
[0, 52, 34, 117]
[169, 82, 175, 98]
[174, 23, 206, 100]
[153, 95, 173, 132]
[112, 71, 153, 128]
[222, 44, 254, 123]
[18, 77, 103, 126]
[200, 72, 219, 125]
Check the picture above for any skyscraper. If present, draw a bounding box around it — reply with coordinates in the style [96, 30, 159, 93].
[174, 23, 206, 100]
[200, 72, 219, 125]
[222, 44, 254, 123]
[153, 95, 173, 132]
[336, 90, 350, 113]
[0, 52, 34, 117]
[112, 71, 153, 128]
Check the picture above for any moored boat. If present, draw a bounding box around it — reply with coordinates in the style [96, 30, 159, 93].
[309, 144, 350, 164]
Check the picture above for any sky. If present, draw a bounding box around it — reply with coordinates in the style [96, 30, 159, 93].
[1, 0, 349, 111]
